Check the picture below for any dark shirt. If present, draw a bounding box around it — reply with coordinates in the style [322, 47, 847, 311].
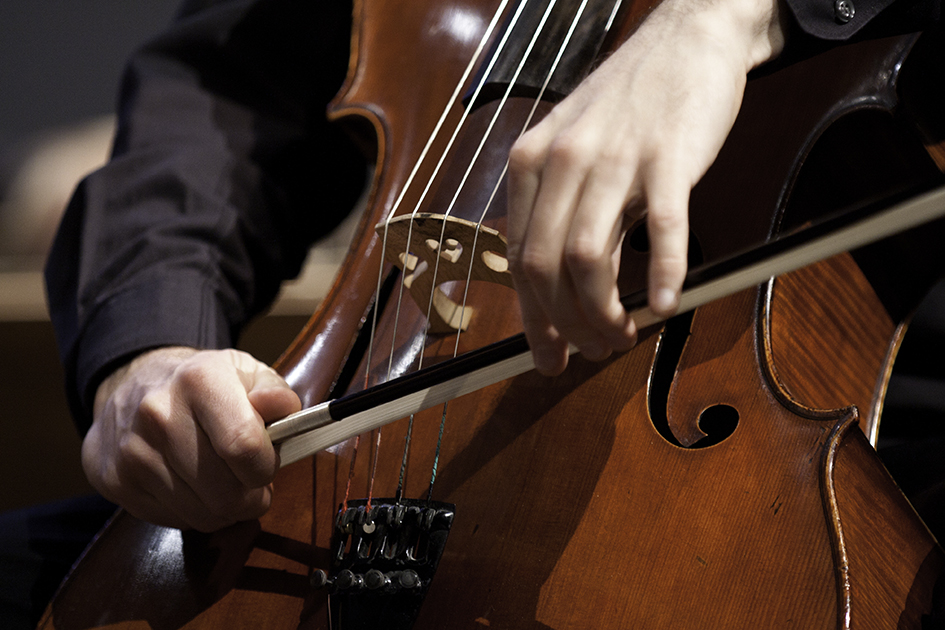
[45, 0, 366, 432]
[44, 0, 941, 433]
[787, 0, 939, 39]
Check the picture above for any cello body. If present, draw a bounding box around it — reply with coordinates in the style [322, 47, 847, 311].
[40, 0, 945, 628]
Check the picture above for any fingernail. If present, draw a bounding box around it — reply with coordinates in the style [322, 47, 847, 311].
[654, 288, 678, 314]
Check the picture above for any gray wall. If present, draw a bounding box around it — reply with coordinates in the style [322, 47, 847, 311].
[0, 1, 179, 150]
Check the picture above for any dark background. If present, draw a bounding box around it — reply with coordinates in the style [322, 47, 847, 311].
[0, 2, 178, 150]
[0, 2, 178, 511]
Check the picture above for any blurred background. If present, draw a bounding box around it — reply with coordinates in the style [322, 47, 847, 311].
[0, 1, 353, 513]
[0, 1, 180, 511]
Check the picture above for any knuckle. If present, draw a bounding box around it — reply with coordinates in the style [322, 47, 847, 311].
[508, 133, 545, 176]
[546, 133, 593, 170]
[85, 459, 120, 500]
[564, 237, 605, 276]
[136, 391, 174, 440]
[223, 427, 265, 461]
[654, 256, 689, 286]
[220, 427, 273, 482]
[222, 348, 260, 377]
[507, 241, 544, 280]
[660, 250, 689, 270]
[556, 324, 599, 353]
[114, 433, 153, 478]
[518, 248, 554, 283]
[645, 207, 687, 235]
[505, 242, 524, 270]
[175, 358, 215, 392]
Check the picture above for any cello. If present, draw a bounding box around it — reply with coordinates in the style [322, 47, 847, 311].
[39, 0, 945, 628]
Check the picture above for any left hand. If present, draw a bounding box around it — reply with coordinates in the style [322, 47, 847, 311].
[506, 0, 786, 375]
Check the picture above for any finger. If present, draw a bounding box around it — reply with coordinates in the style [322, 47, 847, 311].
[515, 280, 571, 375]
[163, 410, 273, 525]
[518, 133, 617, 357]
[125, 464, 241, 533]
[134, 385, 273, 527]
[565, 160, 640, 352]
[176, 354, 278, 489]
[508, 123, 595, 372]
[113, 483, 192, 531]
[81, 423, 182, 530]
[506, 130, 545, 251]
[642, 160, 690, 317]
[85, 422, 241, 532]
[244, 365, 301, 422]
[128, 471, 265, 532]
[506, 103, 581, 243]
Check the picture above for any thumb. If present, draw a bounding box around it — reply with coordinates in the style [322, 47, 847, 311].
[246, 367, 302, 422]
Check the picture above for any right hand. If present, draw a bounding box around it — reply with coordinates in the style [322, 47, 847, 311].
[84, 346, 301, 532]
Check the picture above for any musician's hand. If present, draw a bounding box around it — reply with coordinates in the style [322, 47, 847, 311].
[83, 347, 301, 532]
[507, 0, 785, 375]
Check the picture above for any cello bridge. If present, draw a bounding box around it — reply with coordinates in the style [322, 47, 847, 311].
[378, 213, 513, 334]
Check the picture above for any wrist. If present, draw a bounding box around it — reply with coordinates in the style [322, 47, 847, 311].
[652, 0, 787, 70]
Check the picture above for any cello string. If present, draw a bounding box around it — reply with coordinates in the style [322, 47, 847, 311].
[377, 0, 528, 380]
[394, 407, 414, 502]
[604, 0, 624, 30]
[427, 0, 614, 494]
[344, 0, 528, 507]
[374, 0, 546, 501]
[427, 400, 451, 502]
[341, 434, 360, 511]
[420, 0, 564, 323]
[387, 0, 533, 502]
[456, 0, 608, 359]
[363, 0, 616, 503]
[407, 0, 565, 496]
[364, 0, 516, 389]
[386, 0, 534, 504]
[352, 0, 520, 505]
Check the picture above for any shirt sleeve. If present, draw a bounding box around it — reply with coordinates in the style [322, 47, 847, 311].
[44, 0, 368, 434]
